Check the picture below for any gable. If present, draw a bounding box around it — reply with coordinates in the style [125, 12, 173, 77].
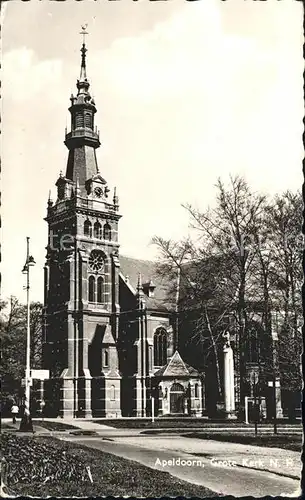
[163, 351, 190, 376]
[154, 350, 201, 378]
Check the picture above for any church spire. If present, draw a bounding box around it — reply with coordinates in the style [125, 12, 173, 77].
[80, 25, 88, 80]
[79, 43, 87, 81]
[77, 25, 90, 95]
[64, 26, 100, 188]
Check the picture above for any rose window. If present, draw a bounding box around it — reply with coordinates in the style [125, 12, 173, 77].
[88, 250, 104, 272]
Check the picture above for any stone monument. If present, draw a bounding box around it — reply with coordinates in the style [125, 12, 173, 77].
[223, 331, 236, 419]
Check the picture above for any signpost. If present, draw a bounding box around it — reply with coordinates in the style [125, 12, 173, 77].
[30, 369, 49, 380]
[30, 370, 49, 418]
[244, 396, 249, 424]
[40, 400, 46, 421]
[21, 378, 33, 387]
[268, 380, 280, 434]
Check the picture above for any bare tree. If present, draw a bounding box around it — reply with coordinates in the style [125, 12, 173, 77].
[152, 237, 231, 400]
[153, 178, 302, 415]
[264, 192, 302, 392]
[183, 175, 267, 401]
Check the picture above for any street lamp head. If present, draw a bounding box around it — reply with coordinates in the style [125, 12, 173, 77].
[22, 264, 28, 274]
[28, 256, 36, 266]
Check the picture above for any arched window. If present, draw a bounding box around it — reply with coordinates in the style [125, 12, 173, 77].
[88, 251, 105, 304]
[97, 277, 104, 303]
[85, 112, 92, 129]
[103, 223, 111, 241]
[88, 276, 95, 302]
[171, 382, 184, 393]
[84, 220, 92, 238]
[153, 328, 167, 367]
[110, 385, 115, 401]
[104, 349, 109, 367]
[194, 383, 199, 398]
[94, 222, 102, 239]
[75, 112, 84, 128]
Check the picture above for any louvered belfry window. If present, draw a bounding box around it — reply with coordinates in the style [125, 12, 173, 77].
[75, 112, 84, 128]
[85, 112, 92, 129]
[94, 222, 102, 239]
[84, 220, 92, 238]
[103, 223, 111, 241]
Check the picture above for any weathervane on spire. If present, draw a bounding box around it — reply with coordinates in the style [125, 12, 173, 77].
[79, 24, 89, 81]
[80, 24, 88, 45]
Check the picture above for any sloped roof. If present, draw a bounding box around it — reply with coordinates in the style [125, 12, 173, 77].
[119, 255, 173, 311]
[102, 324, 115, 344]
[154, 350, 200, 377]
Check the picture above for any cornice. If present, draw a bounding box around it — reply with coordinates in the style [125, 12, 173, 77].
[74, 207, 122, 220]
[45, 204, 121, 223]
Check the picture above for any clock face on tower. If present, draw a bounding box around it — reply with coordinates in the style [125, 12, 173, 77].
[88, 250, 104, 272]
[94, 186, 103, 198]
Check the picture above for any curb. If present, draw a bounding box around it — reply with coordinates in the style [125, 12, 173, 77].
[235, 462, 300, 481]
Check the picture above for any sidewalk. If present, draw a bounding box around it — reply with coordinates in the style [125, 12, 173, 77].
[42, 418, 115, 431]
[2, 418, 114, 432]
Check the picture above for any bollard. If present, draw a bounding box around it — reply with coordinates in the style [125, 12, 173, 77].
[152, 397, 155, 423]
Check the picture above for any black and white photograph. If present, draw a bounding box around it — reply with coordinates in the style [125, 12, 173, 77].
[1, 0, 303, 498]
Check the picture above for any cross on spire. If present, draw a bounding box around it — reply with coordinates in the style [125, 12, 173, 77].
[79, 24, 88, 82]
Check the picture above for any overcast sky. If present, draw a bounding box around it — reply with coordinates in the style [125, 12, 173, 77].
[2, 0, 303, 303]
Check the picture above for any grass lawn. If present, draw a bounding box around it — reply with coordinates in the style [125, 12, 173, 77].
[93, 418, 246, 429]
[183, 432, 302, 452]
[93, 418, 302, 430]
[1, 433, 218, 497]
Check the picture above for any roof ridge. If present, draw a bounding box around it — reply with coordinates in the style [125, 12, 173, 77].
[120, 254, 157, 264]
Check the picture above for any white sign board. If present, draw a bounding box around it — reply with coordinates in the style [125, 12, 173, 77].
[268, 380, 280, 388]
[31, 369, 50, 380]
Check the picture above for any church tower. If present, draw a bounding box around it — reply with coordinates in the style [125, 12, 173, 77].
[43, 31, 121, 418]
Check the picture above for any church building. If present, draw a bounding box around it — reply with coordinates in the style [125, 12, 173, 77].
[42, 38, 204, 418]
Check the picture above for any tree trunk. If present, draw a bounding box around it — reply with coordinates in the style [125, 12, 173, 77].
[204, 307, 222, 399]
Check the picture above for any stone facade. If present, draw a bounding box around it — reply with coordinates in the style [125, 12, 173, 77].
[42, 41, 203, 418]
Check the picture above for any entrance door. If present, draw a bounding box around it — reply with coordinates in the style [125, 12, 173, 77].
[170, 383, 184, 414]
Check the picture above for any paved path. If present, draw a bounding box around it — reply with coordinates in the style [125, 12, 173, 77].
[111, 433, 301, 477]
[51, 418, 115, 430]
[61, 432, 301, 497]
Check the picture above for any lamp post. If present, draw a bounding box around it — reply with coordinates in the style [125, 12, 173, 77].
[271, 330, 278, 435]
[247, 364, 259, 435]
[19, 237, 36, 432]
